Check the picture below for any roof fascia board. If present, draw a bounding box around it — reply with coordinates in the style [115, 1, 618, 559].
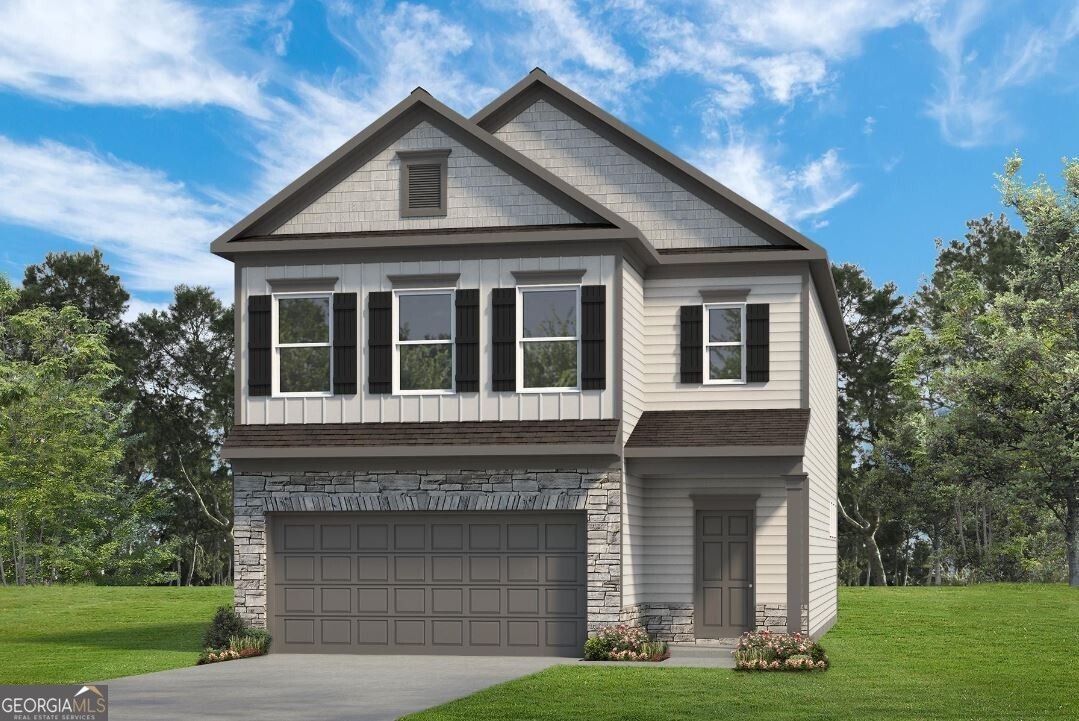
[623, 445, 805, 458]
[222, 442, 622, 459]
[474, 71, 825, 254]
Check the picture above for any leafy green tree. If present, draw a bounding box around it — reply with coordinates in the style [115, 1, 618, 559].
[0, 275, 172, 584]
[129, 286, 234, 585]
[833, 263, 918, 585]
[900, 154, 1079, 586]
[18, 249, 130, 327]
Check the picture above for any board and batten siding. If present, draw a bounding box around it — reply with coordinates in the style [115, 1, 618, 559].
[493, 100, 769, 250]
[621, 263, 646, 441]
[238, 255, 616, 424]
[642, 275, 802, 409]
[625, 474, 788, 605]
[803, 282, 839, 635]
[272, 120, 581, 236]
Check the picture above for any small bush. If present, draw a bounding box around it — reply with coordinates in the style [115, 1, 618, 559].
[733, 630, 828, 671]
[583, 625, 669, 662]
[203, 606, 245, 651]
[228, 629, 271, 655]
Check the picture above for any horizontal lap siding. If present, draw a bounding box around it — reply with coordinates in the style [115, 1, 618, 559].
[622, 468, 645, 606]
[627, 476, 787, 605]
[804, 284, 839, 635]
[239, 255, 616, 424]
[642, 275, 802, 409]
[493, 100, 769, 250]
[272, 121, 580, 235]
[622, 264, 646, 441]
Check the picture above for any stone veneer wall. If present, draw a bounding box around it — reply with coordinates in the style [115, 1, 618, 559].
[621, 602, 809, 641]
[234, 467, 622, 631]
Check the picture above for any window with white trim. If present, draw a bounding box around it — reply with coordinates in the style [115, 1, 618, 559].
[704, 302, 746, 384]
[518, 285, 580, 391]
[274, 293, 332, 395]
[393, 289, 454, 393]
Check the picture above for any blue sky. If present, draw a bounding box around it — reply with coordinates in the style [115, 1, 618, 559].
[1, 0, 1077, 316]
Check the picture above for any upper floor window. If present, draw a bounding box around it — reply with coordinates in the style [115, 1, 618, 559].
[398, 150, 449, 218]
[518, 285, 579, 391]
[394, 290, 454, 393]
[275, 294, 332, 395]
[704, 302, 745, 384]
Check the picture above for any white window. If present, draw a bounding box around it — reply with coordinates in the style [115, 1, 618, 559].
[518, 285, 580, 392]
[274, 293, 332, 396]
[704, 302, 746, 384]
[393, 289, 454, 393]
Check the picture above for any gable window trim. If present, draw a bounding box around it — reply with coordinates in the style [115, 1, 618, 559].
[516, 283, 582, 394]
[392, 287, 456, 396]
[272, 291, 334, 398]
[703, 301, 746, 385]
[398, 149, 450, 218]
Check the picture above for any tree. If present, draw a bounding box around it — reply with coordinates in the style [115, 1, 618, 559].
[899, 154, 1079, 586]
[0, 275, 170, 584]
[129, 286, 234, 585]
[833, 263, 918, 585]
[19, 249, 130, 328]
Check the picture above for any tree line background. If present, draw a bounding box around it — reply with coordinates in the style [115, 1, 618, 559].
[0, 154, 1076, 587]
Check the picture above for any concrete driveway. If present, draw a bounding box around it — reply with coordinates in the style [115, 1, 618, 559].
[100, 654, 569, 721]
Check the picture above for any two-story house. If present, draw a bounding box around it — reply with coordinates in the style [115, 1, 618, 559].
[213, 69, 848, 656]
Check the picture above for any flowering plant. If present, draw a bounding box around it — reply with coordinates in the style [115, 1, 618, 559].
[583, 624, 670, 662]
[732, 630, 828, 671]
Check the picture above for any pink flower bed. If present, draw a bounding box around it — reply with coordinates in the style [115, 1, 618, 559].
[733, 630, 829, 671]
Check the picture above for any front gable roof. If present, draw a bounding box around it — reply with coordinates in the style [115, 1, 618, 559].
[473, 69, 849, 353]
[210, 87, 642, 256]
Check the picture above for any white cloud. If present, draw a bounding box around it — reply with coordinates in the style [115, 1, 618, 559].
[696, 137, 860, 224]
[0, 136, 233, 297]
[863, 116, 876, 135]
[748, 52, 830, 104]
[923, 0, 1079, 147]
[0, 0, 268, 117]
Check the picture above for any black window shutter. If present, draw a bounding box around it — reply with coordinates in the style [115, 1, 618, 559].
[455, 289, 480, 392]
[248, 295, 272, 396]
[491, 288, 516, 391]
[368, 291, 392, 394]
[332, 292, 358, 394]
[580, 285, 606, 390]
[746, 303, 770, 382]
[679, 305, 703, 384]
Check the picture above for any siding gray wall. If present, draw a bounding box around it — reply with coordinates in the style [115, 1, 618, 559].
[804, 282, 839, 635]
[621, 263, 646, 441]
[239, 255, 616, 424]
[621, 465, 645, 606]
[272, 121, 581, 235]
[624, 473, 788, 605]
[493, 100, 770, 250]
[642, 274, 802, 409]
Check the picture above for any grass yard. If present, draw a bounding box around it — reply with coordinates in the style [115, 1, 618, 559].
[405, 584, 1079, 721]
[0, 585, 231, 684]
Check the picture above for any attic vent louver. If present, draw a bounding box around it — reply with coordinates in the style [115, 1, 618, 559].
[398, 149, 449, 217]
[407, 163, 442, 208]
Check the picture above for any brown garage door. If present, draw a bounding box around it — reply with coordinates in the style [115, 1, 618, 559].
[269, 512, 587, 655]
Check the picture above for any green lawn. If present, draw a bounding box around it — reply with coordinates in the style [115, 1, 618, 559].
[0, 585, 231, 684]
[405, 585, 1079, 721]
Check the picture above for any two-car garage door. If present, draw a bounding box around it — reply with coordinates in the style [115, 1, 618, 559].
[269, 512, 587, 656]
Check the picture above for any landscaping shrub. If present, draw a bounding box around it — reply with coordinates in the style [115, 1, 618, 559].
[197, 606, 272, 664]
[732, 630, 828, 671]
[203, 605, 245, 651]
[583, 625, 670, 662]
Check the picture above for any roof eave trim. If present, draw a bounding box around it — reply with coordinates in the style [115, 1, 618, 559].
[623, 445, 805, 458]
[221, 442, 622, 459]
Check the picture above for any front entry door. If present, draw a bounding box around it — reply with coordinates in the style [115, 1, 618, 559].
[695, 510, 754, 638]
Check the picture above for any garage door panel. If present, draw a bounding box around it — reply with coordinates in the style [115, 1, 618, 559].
[271, 512, 586, 655]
